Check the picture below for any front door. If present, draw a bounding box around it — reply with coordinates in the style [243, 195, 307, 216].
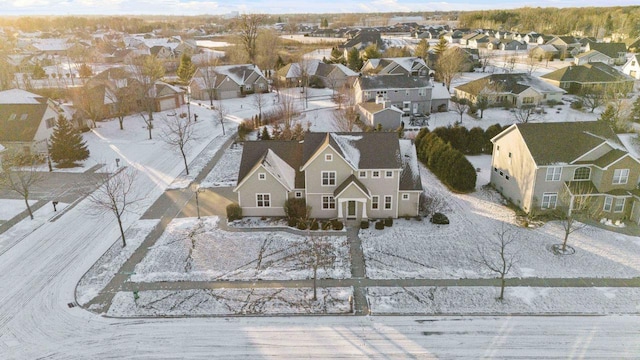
[347, 201, 356, 219]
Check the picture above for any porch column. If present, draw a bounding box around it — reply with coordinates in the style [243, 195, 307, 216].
[361, 199, 367, 219]
[337, 199, 344, 218]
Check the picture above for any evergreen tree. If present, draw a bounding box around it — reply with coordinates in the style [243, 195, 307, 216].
[415, 38, 430, 59]
[261, 126, 271, 140]
[347, 47, 363, 71]
[32, 63, 46, 79]
[49, 115, 90, 168]
[78, 63, 92, 78]
[329, 47, 345, 65]
[176, 53, 196, 83]
[363, 44, 381, 61]
[434, 37, 448, 55]
[468, 127, 485, 154]
[275, 55, 286, 70]
[598, 104, 617, 128]
[321, 18, 329, 28]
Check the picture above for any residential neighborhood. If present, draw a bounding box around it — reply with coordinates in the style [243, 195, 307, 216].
[1, 5, 640, 358]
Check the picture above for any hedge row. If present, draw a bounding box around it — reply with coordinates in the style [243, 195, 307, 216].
[415, 129, 477, 193]
[430, 123, 504, 155]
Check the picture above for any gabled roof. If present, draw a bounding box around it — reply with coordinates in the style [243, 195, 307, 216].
[540, 62, 633, 83]
[587, 42, 627, 58]
[334, 174, 371, 199]
[574, 49, 609, 60]
[236, 141, 304, 190]
[197, 64, 265, 87]
[456, 73, 564, 96]
[505, 121, 621, 166]
[356, 75, 431, 90]
[0, 89, 51, 142]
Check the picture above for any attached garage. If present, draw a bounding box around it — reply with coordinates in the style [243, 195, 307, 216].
[218, 90, 238, 100]
[158, 97, 177, 111]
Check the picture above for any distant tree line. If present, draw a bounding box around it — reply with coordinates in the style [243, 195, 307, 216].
[459, 6, 640, 38]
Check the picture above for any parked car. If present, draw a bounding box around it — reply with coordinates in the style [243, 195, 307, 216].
[430, 212, 449, 225]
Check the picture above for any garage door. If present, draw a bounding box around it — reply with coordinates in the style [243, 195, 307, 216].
[219, 90, 237, 100]
[159, 98, 176, 111]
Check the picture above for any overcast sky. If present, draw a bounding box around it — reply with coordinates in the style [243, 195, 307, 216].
[1, 0, 636, 16]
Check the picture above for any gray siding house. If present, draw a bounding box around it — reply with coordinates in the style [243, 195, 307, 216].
[234, 132, 423, 220]
[353, 75, 433, 116]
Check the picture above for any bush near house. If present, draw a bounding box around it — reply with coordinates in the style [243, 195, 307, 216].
[415, 129, 477, 193]
[284, 198, 307, 223]
[360, 221, 369, 229]
[375, 220, 385, 230]
[226, 203, 242, 221]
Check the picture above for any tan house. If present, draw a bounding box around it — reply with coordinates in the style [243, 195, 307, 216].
[491, 122, 640, 223]
[189, 64, 268, 101]
[234, 132, 423, 220]
[0, 89, 61, 155]
[621, 54, 640, 80]
[454, 73, 564, 108]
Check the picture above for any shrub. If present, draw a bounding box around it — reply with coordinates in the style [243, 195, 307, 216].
[237, 120, 254, 141]
[430, 212, 450, 224]
[322, 221, 331, 230]
[288, 219, 298, 227]
[360, 221, 370, 229]
[332, 219, 344, 230]
[570, 101, 583, 110]
[384, 217, 393, 227]
[310, 220, 319, 230]
[226, 203, 242, 221]
[284, 198, 307, 222]
[297, 221, 308, 230]
[375, 220, 385, 230]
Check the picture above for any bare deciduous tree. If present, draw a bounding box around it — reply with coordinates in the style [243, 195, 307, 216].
[292, 232, 337, 301]
[193, 55, 219, 107]
[435, 47, 465, 91]
[0, 156, 43, 220]
[512, 106, 539, 123]
[236, 14, 266, 64]
[450, 97, 469, 124]
[331, 107, 358, 132]
[87, 168, 140, 247]
[553, 183, 602, 254]
[418, 192, 449, 218]
[252, 91, 267, 125]
[475, 224, 518, 300]
[161, 114, 196, 175]
[128, 55, 165, 122]
[214, 100, 228, 135]
[140, 113, 153, 140]
[578, 85, 605, 113]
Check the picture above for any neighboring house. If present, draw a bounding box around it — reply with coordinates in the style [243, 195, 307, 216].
[0, 89, 61, 155]
[529, 44, 559, 60]
[574, 50, 614, 66]
[491, 121, 640, 223]
[621, 54, 640, 80]
[353, 75, 433, 115]
[278, 60, 358, 89]
[361, 57, 431, 77]
[442, 30, 465, 44]
[627, 37, 640, 53]
[234, 132, 423, 220]
[152, 82, 185, 112]
[339, 29, 384, 59]
[584, 42, 627, 65]
[356, 101, 404, 130]
[454, 73, 564, 108]
[545, 36, 580, 57]
[540, 62, 635, 94]
[499, 39, 527, 51]
[189, 64, 268, 101]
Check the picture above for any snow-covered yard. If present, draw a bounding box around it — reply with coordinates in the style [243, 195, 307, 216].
[131, 216, 351, 282]
[108, 287, 352, 317]
[200, 142, 243, 188]
[361, 164, 640, 280]
[368, 287, 640, 315]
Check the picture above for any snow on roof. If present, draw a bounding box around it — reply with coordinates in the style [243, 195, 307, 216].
[0, 89, 44, 105]
[431, 82, 451, 101]
[262, 149, 295, 190]
[331, 134, 362, 169]
[618, 133, 640, 160]
[213, 64, 261, 86]
[333, 63, 358, 77]
[0, 143, 5, 152]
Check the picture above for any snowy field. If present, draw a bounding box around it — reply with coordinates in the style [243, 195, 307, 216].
[361, 165, 640, 280]
[75, 219, 159, 306]
[131, 216, 350, 282]
[108, 287, 352, 317]
[0, 201, 67, 255]
[368, 287, 640, 315]
[0, 199, 36, 221]
[200, 142, 243, 188]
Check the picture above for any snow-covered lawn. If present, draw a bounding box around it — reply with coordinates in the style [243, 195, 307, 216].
[0, 201, 68, 255]
[200, 142, 243, 188]
[131, 216, 350, 282]
[368, 286, 640, 315]
[108, 287, 352, 317]
[0, 199, 37, 221]
[361, 164, 640, 280]
[75, 219, 159, 306]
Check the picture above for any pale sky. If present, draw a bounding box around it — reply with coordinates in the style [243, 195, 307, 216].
[0, 0, 636, 16]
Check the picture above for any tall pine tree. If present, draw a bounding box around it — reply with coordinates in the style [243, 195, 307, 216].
[176, 53, 196, 84]
[49, 115, 90, 168]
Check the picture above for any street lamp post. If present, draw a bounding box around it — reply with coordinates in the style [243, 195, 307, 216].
[191, 184, 205, 219]
[186, 87, 192, 123]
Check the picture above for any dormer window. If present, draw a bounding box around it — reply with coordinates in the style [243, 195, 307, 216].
[258, 173, 266, 180]
[573, 167, 591, 181]
[325, 154, 333, 162]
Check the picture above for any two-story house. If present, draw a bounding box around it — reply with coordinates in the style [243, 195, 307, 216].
[361, 57, 431, 77]
[234, 132, 423, 220]
[490, 121, 640, 223]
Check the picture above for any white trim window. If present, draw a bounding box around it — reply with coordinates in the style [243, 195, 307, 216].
[402, 193, 410, 200]
[541, 192, 557, 209]
[613, 169, 629, 185]
[325, 154, 333, 162]
[371, 195, 379, 210]
[321, 171, 336, 186]
[295, 191, 302, 198]
[256, 193, 271, 207]
[322, 195, 335, 209]
[372, 171, 380, 178]
[385, 171, 393, 178]
[359, 171, 367, 178]
[573, 167, 591, 181]
[545, 167, 562, 181]
[384, 195, 392, 210]
[614, 198, 626, 213]
[258, 173, 266, 180]
[604, 196, 613, 212]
